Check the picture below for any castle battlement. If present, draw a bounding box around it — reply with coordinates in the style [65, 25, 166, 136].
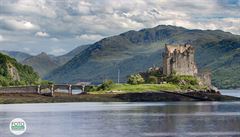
[165, 44, 194, 55]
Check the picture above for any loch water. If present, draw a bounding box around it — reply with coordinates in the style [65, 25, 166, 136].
[0, 90, 240, 137]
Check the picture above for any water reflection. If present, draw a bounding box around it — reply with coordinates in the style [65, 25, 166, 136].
[56, 89, 83, 94]
[0, 102, 240, 137]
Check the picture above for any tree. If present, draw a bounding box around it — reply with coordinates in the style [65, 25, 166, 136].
[127, 74, 145, 85]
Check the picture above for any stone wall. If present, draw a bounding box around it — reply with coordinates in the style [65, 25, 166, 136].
[0, 86, 38, 94]
[198, 71, 212, 87]
[0, 84, 86, 94]
[163, 44, 198, 76]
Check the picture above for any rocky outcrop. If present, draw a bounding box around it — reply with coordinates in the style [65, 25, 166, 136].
[6, 63, 20, 81]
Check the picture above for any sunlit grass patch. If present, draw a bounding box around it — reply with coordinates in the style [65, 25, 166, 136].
[89, 83, 181, 94]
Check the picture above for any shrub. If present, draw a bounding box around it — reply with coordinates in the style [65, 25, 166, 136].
[40, 80, 54, 85]
[85, 85, 98, 92]
[127, 74, 145, 85]
[0, 76, 9, 87]
[147, 76, 158, 84]
[164, 75, 198, 85]
[98, 80, 114, 90]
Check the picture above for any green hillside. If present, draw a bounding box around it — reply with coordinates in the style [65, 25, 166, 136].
[45, 25, 240, 89]
[0, 53, 40, 86]
[56, 44, 90, 66]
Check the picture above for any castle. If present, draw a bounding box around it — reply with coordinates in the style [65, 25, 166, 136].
[162, 44, 198, 76]
[162, 44, 211, 86]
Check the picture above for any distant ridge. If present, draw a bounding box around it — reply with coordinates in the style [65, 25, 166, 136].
[0, 50, 32, 62]
[22, 52, 60, 77]
[1, 45, 90, 78]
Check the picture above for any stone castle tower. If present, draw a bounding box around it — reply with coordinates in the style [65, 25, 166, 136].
[162, 44, 198, 76]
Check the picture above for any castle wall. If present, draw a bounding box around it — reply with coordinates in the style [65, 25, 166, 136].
[163, 54, 171, 75]
[163, 44, 198, 76]
[198, 71, 212, 87]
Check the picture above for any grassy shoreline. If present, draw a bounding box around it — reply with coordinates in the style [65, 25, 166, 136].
[87, 83, 208, 94]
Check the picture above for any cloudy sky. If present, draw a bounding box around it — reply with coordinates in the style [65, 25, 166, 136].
[0, 0, 239, 55]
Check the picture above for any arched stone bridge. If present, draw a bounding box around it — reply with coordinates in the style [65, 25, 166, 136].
[39, 84, 87, 96]
[0, 84, 89, 96]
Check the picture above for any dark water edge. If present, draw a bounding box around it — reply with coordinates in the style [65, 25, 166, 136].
[1, 91, 240, 104]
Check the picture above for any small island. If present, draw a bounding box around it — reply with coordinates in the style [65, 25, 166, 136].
[0, 44, 239, 104]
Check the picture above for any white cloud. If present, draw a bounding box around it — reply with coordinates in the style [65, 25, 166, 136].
[0, 35, 4, 42]
[2, 19, 39, 30]
[10, 0, 56, 18]
[35, 31, 50, 37]
[0, 0, 239, 55]
[50, 48, 66, 55]
[77, 1, 91, 15]
[76, 34, 104, 42]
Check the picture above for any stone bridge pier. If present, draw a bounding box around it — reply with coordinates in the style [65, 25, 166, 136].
[45, 84, 86, 96]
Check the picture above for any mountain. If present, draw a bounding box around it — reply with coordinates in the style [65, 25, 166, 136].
[20, 45, 90, 77]
[45, 25, 240, 89]
[56, 44, 90, 65]
[22, 52, 60, 77]
[0, 53, 39, 86]
[0, 50, 32, 62]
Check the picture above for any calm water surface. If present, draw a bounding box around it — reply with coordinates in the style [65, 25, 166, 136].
[221, 89, 240, 97]
[0, 89, 240, 137]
